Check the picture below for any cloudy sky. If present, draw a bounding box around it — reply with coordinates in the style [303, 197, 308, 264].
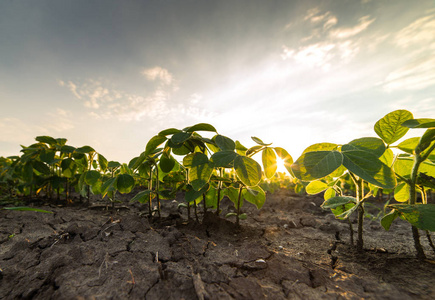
[1, 0, 434, 164]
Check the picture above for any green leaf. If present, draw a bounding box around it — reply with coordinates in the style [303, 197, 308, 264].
[262, 147, 277, 179]
[108, 161, 121, 169]
[145, 135, 167, 155]
[394, 182, 409, 202]
[101, 177, 116, 197]
[381, 210, 400, 231]
[335, 203, 358, 220]
[251, 136, 272, 146]
[306, 180, 328, 195]
[35, 136, 57, 146]
[214, 135, 236, 151]
[115, 174, 135, 194]
[130, 190, 154, 203]
[61, 158, 76, 178]
[39, 149, 56, 164]
[234, 155, 262, 187]
[184, 123, 217, 133]
[185, 184, 209, 203]
[397, 137, 419, 154]
[388, 204, 435, 231]
[246, 145, 264, 157]
[32, 161, 50, 175]
[23, 162, 34, 182]
[171, 132, 192, 145]
[274, 147, 294, 175]
[302, 143, 338, 154]
[342, 137, 386, 158]
[60, 145, 76, 154]
[342, 150, 396, 189]
[75, 146, 95, 154]
[235, 141, 247, 155]
[2, 206, 53, 213]
[159, 154, 176, 173]
[224, 186, 241, 206]
[321, 196, 356, 209]
[98, 154, 108, 172]
[159, 128, 182, 136]
[379, 148, 394, 167]
[210, 151, 237, 168]
[374, 110, 413, 145]
[291, 151, 343, 181]
[418, 129, 435, 155]
[402, 118, 435, 129]
[324, 188, 336, 201]
[184, 153, 213, 191]
[242, 186, 266, 209]
[84, 170, 101, 186]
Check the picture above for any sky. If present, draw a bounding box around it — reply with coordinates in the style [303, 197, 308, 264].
[1, 0, 434, 165]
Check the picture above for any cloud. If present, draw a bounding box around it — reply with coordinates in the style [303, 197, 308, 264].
[60, 67, 214, 123]
[142, 66, 174, 85]
[382, 12, 435, 92]
[282, 9, 374, 71]
[329, 16, 375, 39]
[395, 14, 435, 49]
[382, 56, 435, 92]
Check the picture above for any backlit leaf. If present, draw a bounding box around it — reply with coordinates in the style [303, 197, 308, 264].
[306, 180, 328, 195]
[302, 143, 338, 154]
[262, 147, 277, 179]
[184, 123, 217, 133]
[158, 128, 182, 136]
[210, 150, 237, 168]
[324, 188, 336, 201]
[388, 204, 435, 231]
[321, 196, 356, 209]
[251, 136, 272, 146]
[402, 118, 435, 129]
[394, 182, 409, 202]
[171, 132, 192, 145]
[291, 151, 343, 181]
[234, 155, 262, 187]
[243, 186, 266, 209]
[374, 110, 413, 145]
[342, 150, 396, 189]
[145, 135, 167, 155]
[274, 147, 294, 175]
[381, 210, 400, 231]
[214, 135, 236, 151]
[342, 137, 386, 158]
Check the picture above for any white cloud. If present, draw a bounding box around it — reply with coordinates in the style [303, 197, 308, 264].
[282, 9, 374, 71]
[382, 12, 435, 92]
[382, 56, 435, 92]
[395, 14, 435, 48]
[142, 66, 174, 85]
[60, 69, 214, 123]
[329, 16, 375, 39]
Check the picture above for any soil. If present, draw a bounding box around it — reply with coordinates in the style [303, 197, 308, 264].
[1, 189, 435, 299]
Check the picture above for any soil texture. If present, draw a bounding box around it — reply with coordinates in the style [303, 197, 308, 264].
[1, 190, 435, 299]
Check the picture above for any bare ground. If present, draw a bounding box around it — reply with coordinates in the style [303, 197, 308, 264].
[1, 189, 435, 299]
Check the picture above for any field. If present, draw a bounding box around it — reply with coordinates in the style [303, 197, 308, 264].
[1, 189, 435, 299]
[1, 109, 435, 299]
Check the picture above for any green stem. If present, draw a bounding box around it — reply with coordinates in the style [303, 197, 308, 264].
[236, 186, 243, 227]
[409, 153, 426, 259]
[216, 168, 223, 216]
[155, 166, 161, 218]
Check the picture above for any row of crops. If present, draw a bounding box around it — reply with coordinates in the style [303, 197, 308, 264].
[1, 110, 435, 259]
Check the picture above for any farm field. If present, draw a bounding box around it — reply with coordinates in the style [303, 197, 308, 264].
[1, 189, 435, 299]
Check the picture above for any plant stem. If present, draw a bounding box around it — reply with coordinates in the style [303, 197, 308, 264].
[426, 231, 435, 254]
[203, 193, 207, 216]
[409, 152, 426, 259]
[148, 171, 153, 216]
[236, 187, 243, 227]
[348, 218, 354, 245]
[216, 168, 223, 216]
[155, 166, 161, 218]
